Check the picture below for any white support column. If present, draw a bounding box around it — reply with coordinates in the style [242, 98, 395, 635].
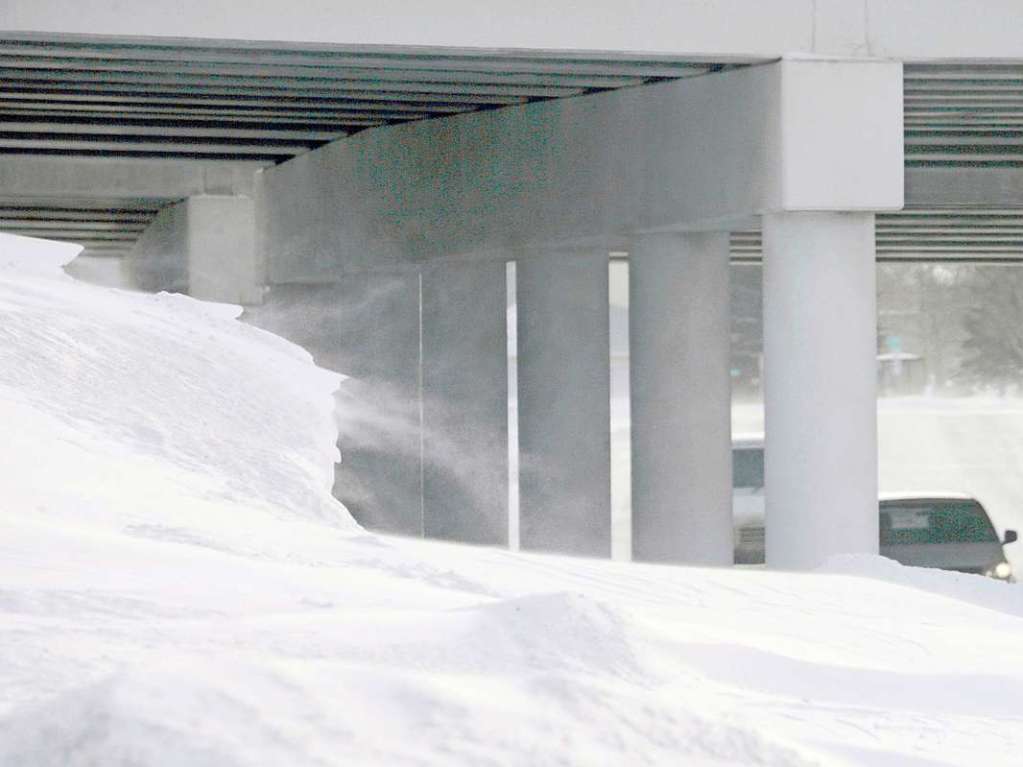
[517, 250, 611, 557]
[629, 232, 733, 565]
[762, 212, 879, 569]
[421, 259, 508, 545]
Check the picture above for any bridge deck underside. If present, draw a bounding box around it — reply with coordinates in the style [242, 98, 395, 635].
[0, 36, 1020, 262]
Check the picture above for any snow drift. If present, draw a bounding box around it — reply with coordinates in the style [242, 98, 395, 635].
[3, 233, 1023, 767]
[0, 234, 350, 547]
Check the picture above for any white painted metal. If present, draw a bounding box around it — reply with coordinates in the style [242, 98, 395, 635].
[762, 212, 879, 570]
[629, 232, 733, 565]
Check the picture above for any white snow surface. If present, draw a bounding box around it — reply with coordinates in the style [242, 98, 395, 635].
[4, 234, 1023, 767]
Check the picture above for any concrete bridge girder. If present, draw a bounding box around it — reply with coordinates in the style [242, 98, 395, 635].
[0, 156, 263, 200]
[258, 57, 902, 280]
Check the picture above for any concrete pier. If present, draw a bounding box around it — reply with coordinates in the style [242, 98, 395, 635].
[517, 250, 612, 557]
[629, 232, 733, 565]
[421, 259, 509, 545]
[762, 212, 880, 569]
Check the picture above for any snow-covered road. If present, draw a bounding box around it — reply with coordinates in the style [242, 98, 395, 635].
[3, 233, 1023, 767]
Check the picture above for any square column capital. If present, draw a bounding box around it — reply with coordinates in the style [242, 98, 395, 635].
[767, 56, 904, 213]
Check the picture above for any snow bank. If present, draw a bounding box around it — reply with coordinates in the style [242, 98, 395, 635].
[821, 553, 1023, 619]
[0, 233, 352, 553]
[5, 233, 1023, 766]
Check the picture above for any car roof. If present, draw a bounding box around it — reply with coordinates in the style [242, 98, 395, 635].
[879, 492, 978, 503]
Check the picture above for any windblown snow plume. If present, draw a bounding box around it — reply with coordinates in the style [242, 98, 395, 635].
[4, 233, 1023, 767]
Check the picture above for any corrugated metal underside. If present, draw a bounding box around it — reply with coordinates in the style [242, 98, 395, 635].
[1, 52, 1018, 166]
[0, 34, 731, 162]
[733, 211, 1023, 263]
[0, 199, 164, 258]
[905, 63, 1023, 168]
[728, 65, 1023, 263]
[0, 34, 739, 258]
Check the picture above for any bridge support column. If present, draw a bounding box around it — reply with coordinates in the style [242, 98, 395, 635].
[763, 212, 879, 569]
[128, 194, 260, 304]
[629, 232, 733, 565]
[517, 250, 611, 557]
[186, 195, 260, 305]
[421, 260, 509, 545]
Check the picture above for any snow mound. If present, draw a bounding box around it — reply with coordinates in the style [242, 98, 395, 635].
[820, 553, 1023, 618]
[0, 666, 260, 767]
[455, 591, 641, 676]
[0, 232, 81, 275]
[0, 233, 353, 545]
[0, 650, 820, 767]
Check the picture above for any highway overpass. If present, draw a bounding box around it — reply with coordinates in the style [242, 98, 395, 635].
[2, 0, 1022, 568]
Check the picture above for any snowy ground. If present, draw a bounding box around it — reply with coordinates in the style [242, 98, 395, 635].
[4, 234, 1023, 766]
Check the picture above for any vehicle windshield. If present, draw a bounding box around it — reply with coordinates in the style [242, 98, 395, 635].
[880, 500, 999, 545]
[732, 448, 764, 489]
